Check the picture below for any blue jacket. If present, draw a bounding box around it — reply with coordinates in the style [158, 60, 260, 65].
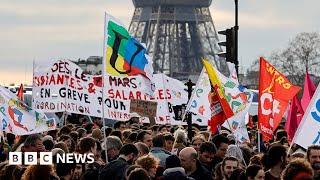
[149, 147, 171, 167]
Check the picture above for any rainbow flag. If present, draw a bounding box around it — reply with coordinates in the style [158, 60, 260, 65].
[104, 13, 153, 80]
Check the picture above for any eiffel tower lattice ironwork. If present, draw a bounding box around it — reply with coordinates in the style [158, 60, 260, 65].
[128, 0, 229, 80]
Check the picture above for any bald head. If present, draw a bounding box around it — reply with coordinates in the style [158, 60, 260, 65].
[179, 147, 198, 173]
[180, 147, 197, 159]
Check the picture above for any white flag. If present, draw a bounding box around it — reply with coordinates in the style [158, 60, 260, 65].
[292, 83, 320, 149]
[186, 67, 253, 121]
[0, 86, 56, 135]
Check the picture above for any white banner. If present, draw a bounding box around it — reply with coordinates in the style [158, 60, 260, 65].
[33, 60, 188, 124]
[0, 86, 56, 135]
[138, 74, 188, 125]
[292, 83, 320, 149]
[33, 60, 102, 117]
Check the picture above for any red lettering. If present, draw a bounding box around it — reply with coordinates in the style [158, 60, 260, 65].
[136, 91, 141, 100]
[57, 74, 64, 85]
[158, 89, 164, 100]
[108, 89, 114, 98]
[166, 89, 171, 99]
[115, 90, 121, 99]
[122, 90, 128, 100]
[69, 78, 75, 89]
[129, 91, 135, 99]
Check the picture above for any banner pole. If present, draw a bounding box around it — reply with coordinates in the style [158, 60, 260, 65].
[102, 12, 109, 164]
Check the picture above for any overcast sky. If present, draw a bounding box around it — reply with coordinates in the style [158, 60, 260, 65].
[0, 0, 319, 85]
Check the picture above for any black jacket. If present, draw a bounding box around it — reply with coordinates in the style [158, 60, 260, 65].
[162, 167, 194, 180]
[99, 157, 129, 180]
[189, 161, 212, 180]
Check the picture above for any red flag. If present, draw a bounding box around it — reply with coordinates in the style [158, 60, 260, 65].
[17, 84, 24, 101]
[258, 57, 301, 140]
[203, 59, 234, 133]
[301, 72, 316, 112]
[285, 95, 303, 141]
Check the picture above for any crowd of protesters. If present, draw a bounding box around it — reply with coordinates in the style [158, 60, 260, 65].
[0, 117, 319, 180]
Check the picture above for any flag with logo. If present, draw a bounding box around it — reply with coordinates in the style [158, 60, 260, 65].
[202, 59, 234, 133]
[186, 62, 253, 142]
[258, 57, 300, 140]
[292, 83, 320, 149]
[103, 13, 154, 95]
[0, 86, 56, 135]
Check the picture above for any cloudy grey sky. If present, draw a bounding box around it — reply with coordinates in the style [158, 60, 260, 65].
[0, 0, 319, 85]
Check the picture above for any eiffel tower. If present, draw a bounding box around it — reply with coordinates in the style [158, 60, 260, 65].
[129, 0, 229, 80]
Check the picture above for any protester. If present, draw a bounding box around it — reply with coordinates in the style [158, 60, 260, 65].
[179, 147, 211, 180]
[56, 163, 77, 180]
[262, 144, 287, 180]
[163, 134, 175, 152]
[21, 165, 58, 180]
[281, 158, 313, 180]
[245, 164, 265, 180]
[161, 154, 195, 180]
[149, 134, 171, 168]
[199, 141, 216, 173]
[191, 135, 206, 152]
[21, 134, 46, 153]
[99, 143, 138, 180]
[125, 164, 142, 179]
[135, 142, 150, 158]
[211, 135, 230, 168]
[226, 145, 246, 167]
[105, 135, 123, 161]
[221, 156, 239, 180]
[307, 145, 320, 179]
[172, 128, 187, 155]
[127, 167, 151, 180]
[137, 130, 153, 148]
[158, 125, 169, 134]
[212, 162, 223, 180]
[135, 154, 159, 179]
[114, 121, 126, 131]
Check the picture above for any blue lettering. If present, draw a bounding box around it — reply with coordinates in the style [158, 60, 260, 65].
[311, 99, 320, 122]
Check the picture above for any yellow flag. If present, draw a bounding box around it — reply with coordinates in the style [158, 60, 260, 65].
[202, 59, 223, 98]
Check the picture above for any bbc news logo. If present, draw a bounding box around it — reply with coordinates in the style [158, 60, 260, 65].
[9, 152, 95, 165]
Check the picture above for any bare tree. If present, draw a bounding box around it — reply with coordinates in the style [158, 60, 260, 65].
[270, 32, 320, 86]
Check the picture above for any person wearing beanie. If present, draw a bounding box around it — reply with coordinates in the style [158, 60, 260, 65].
[161, 155, 194, 180]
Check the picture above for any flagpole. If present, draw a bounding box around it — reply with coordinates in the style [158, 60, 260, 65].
[102, 12, 109, 164]
[64, 60, 68, 126]
[161, 74, 170, 125]
[257, 130, 261, 153]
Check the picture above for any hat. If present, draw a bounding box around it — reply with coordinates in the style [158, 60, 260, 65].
[165, 155, 181, 169]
